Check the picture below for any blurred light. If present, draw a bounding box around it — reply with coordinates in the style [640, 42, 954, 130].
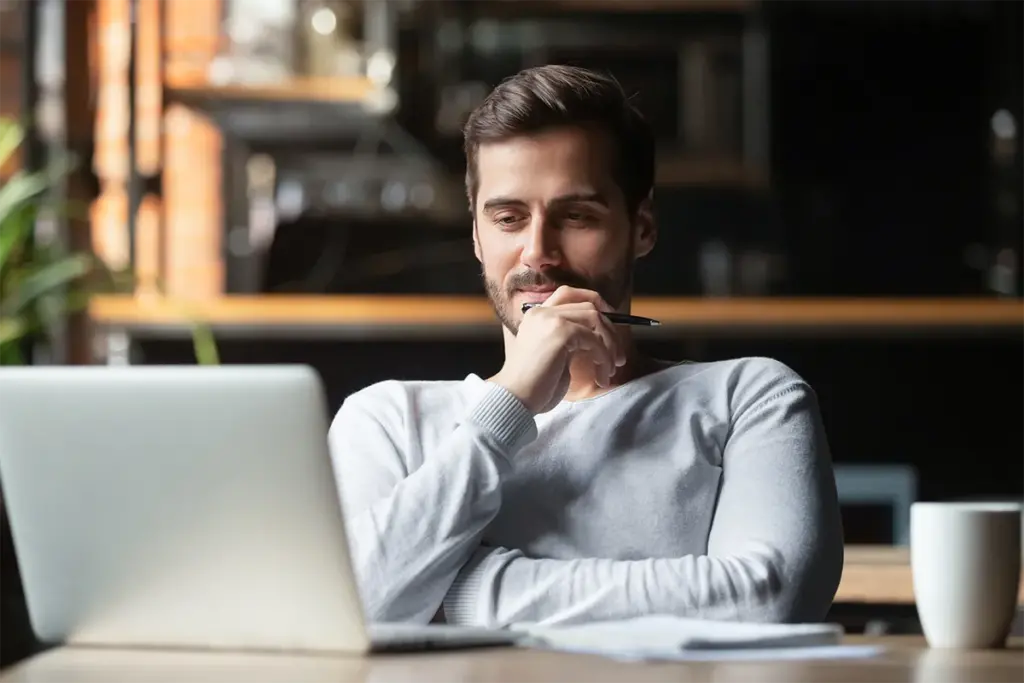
[324, 181, 351, 207]
[438, 20, 463, 51]
[276, 180, 305, 219]
[367, 50, 395, 86]
[311, 7, 337, 36]
[228, 17, 258, 44]
[105, 331, 131, 366]
[363, 88, 398, 115]
[471, 20, 500, 53]
[381, 182, 407, 212]
[246, 154, 275, 192]
[227, 228, 251, 257]
[991, 248, 1018, 296]
[207, 57, 235, 85]
[410, 183, 435, 209]
[991, 109, 1017, 140]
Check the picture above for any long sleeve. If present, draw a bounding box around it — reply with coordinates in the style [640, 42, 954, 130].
[328, 381, 537, 624]
[443, 376, 844, 627]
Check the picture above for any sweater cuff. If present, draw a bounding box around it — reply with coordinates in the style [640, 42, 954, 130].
[466, 383, 537, 458]
[443, 563, 488, 625]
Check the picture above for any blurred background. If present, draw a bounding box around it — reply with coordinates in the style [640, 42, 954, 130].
[0, 0, 1022, 665]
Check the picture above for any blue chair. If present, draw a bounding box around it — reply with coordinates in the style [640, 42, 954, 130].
[834, 464, 918, 546]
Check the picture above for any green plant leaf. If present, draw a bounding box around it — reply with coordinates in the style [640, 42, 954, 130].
[0, 117, 25, 171]
[0, 154, 76, 228]
[0, 340, 25, 366]
[0, 312, 31, 365]
[190, 322, 221, 366]
[0, 316, 27, 345]
[0, 171, 55, 228]
[0, 253, 94, 317]
[0, 202, 37, 274]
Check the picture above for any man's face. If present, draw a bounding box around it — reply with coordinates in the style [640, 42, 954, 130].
[472, 125, 654, 334]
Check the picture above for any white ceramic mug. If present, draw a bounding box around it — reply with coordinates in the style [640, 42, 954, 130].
[910, 502, 1022, 649]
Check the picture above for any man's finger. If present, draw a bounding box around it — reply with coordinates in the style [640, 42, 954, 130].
[565, 323, 614, 371]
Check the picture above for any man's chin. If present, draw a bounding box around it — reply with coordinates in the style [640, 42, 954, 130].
[483, 295, 519, 335]
[499, 308, 521, 336]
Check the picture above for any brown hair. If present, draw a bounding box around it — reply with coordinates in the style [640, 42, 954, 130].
[463, 64, 655, 215]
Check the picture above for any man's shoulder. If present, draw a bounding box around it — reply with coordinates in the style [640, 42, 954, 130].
[662, 356, 812, 410]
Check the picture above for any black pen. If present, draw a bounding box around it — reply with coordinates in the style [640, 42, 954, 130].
[521, 302, 661, 326]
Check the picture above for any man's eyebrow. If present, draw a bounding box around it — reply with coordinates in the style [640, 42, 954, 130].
[481, 197, 527, 212]
[480, 192, 610, 212]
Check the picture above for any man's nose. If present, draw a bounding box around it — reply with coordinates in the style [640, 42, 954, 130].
[520, 218, 561, 271]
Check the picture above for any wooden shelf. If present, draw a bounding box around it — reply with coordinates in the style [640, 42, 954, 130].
[839, 545, 1024, 605]
[87, 295, 1024, 339]
[487, 0, 756, 14]
[163, 76, 390, 142]
[165, 76, 380, 106]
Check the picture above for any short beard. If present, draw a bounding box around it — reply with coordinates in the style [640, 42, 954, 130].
[483, 256, 634, 335]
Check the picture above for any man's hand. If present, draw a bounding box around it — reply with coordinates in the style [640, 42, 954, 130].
[491, 286, 627, 414]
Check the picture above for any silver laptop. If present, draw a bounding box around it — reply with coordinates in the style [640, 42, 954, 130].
[0, 365, 519, 653]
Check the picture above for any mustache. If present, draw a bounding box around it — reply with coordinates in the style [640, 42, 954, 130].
[505, 268, 592, 294]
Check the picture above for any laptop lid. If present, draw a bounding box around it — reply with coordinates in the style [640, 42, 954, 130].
[0, 365, 370, 653]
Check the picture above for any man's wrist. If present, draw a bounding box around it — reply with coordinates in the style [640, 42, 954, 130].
[468, 382, 537, 455]
[488, 372, 534, 415]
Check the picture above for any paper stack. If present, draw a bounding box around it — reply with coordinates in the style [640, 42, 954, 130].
[515, 615, 879, 662]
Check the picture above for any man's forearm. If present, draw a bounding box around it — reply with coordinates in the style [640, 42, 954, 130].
[443, 545, 790, 627]
[444, 380, 843, 628]
[331, 383, 536, 623]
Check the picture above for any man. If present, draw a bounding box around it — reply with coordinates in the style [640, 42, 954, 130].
[329, 65, 844, 628]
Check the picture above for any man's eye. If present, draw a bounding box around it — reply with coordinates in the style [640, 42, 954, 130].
[495, 215, 521, 227]
[564, 212, 593, 223]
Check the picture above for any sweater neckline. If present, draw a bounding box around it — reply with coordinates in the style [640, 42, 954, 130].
[467, 359, 693, 410]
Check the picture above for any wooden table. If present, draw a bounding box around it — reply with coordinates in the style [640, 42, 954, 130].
[1, 637, 1021, 682]
[840, 546, 1024, 605]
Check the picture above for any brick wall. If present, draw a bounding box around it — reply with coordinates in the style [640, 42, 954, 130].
[0, 1, 24, 179]
[163, 0, 224, 298]
[93, 0, 224, 298]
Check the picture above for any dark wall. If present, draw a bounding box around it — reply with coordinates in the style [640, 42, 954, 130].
[766, 0, 1023, 297]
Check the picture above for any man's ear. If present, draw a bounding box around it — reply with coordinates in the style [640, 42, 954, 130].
[472, 219, 483, 263]
[633, 191, 657, 259]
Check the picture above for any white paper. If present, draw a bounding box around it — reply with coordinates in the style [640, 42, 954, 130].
[517, 615, 845, 653]
[522, 641, 885, 663]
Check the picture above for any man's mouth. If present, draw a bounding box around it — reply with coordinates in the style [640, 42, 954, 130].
[515, 286, 558, 304]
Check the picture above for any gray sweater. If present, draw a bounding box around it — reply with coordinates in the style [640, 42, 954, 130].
[328, 357, 844, 628]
